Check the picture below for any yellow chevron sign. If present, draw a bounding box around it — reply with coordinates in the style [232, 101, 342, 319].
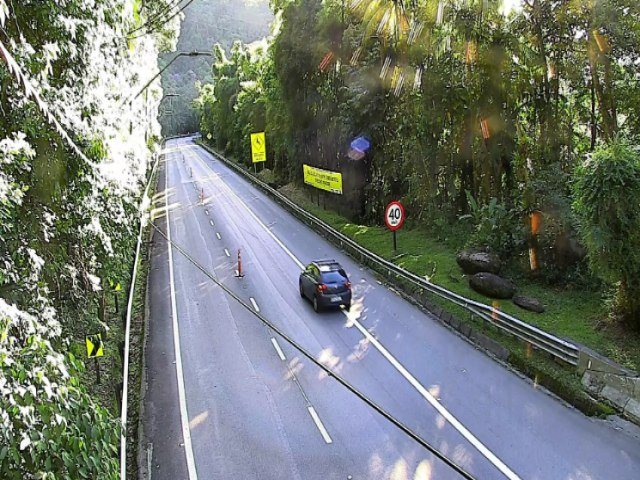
[86, 333, 104, 358]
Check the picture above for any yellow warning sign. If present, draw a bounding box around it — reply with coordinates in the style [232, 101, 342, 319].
[303, 164, 343, 194]
[251, 132, 266, 163]
[86, 333, 104, 358]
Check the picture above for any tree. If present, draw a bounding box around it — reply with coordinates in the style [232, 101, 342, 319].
[572, 140, 640, 328]
[1, 0, 180, 476]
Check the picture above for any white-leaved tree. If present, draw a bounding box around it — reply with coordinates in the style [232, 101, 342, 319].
[0, 0, 181, 477]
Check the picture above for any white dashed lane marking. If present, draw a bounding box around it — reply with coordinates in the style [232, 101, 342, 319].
[271, 338, 286, 361]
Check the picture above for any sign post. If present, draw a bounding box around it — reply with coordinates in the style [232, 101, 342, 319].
[250, 132, 266, 173]
[86, 333, 105, 384]
[384, 201, 405, 251]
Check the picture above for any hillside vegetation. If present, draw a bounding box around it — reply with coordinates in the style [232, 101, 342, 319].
[0, 1, 179, 477]
[195, 0, 640, 335]
[159, 0, 273, 135]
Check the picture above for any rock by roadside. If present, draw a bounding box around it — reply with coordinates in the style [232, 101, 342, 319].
[469, 272, 516, 299]
[456, 249, 502, 275]
[513, 295, 545, 313]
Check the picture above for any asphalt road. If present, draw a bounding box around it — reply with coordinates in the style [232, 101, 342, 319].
[140, 137, 640, 480]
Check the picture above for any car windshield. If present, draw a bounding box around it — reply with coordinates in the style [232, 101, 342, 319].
[320, 271, 347, 284]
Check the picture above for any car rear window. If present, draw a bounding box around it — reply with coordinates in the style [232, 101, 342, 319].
[320, 271, 347, 283]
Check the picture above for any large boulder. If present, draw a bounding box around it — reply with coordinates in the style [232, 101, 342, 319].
[469, 272, 516, 299]
[457, 250, 502, 275]
[513, 295, 545, 313]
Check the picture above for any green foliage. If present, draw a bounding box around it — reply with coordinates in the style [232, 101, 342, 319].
[193, 0, 640, 326]
[0, 307, 119, 479]
[462, 192, 526, 256]
[572, 140, 640, 327]
[159, 0, 273, 136]
[1, 0, 176, 476]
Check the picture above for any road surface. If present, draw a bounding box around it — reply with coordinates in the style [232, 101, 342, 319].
[139, 137, 640, 480]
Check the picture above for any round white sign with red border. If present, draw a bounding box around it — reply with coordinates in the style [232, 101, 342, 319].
[385, 201, 405, 231]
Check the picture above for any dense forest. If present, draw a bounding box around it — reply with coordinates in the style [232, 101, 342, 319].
[196, 0, 640, 327]
[159, 0, 273, 135]
[0, 1, 178, 477]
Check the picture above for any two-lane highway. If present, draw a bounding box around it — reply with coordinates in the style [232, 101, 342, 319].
[140, 137, 640, 479]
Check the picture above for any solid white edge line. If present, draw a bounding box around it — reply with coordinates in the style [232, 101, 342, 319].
[216, 232, 221, 240]
[343, 313, 521, 480]
[166, 153, 199, 480]
[250, 297, 260, 313]
[192, 143, 520, 480]
[120, 152, 160, 479]
[307, 406, 333, 444]
[271, 337, 286, 361]
[224, 248, 230, 257]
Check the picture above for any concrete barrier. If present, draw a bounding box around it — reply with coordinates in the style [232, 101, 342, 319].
[579, 345, 640, 423]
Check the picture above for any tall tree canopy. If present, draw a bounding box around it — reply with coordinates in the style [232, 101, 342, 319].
[196, 0, 640, 325]
[0, 0, 179, 477]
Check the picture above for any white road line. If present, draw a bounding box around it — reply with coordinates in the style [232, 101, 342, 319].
[307, 406, 333, 444]
[271, 337, 286, 361]
[216, 232, 221, 240]
[193, 145, 520, 479]
[191, 150, 304, 269]
[165, 158, 198, 480]
[147, 443, 153, 480]
[343, 310, 520, 479]
[209, 220, 214, 227]
[224, 248, 230, 257]
[250, 297, 260, 313]
[205, 210, 209, 215]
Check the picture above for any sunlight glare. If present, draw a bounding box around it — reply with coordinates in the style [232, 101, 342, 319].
[435, 413, 446, 430]
[189, 410, 208, 429]
[390, 458, 409, 480]
[414, 460, 433, 480]
[501, 0, 522, 16]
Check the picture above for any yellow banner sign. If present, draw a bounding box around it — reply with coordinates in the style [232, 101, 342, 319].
[303, 165, 343, 194]
[251, 132, 266, 163]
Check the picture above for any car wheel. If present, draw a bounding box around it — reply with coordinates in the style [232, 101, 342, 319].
[313, 295, 320, 313]
[299, 282, 305, 299]
[344, 302, 351, 311]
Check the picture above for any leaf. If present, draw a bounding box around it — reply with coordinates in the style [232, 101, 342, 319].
[19, 436, 31, 451]
[0, 1, 7, 27]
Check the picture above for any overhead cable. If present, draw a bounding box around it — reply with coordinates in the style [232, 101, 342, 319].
[151, 220, 477, 480]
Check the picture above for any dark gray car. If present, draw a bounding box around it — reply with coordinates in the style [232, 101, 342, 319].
[299, 260, 352, 312]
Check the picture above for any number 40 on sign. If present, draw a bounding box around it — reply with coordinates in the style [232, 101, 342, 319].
[385, 201, 405, 251]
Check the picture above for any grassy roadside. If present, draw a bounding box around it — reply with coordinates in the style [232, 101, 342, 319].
[278, 183, 640, 373]
[75, 164, 157, 475]
[276, 183, 639, 416]
[199, 140, 636, 417]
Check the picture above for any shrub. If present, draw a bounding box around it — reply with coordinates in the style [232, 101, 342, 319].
[572, 140, 640, 329]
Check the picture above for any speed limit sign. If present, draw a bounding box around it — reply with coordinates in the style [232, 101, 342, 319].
[385, 201, 405, 231]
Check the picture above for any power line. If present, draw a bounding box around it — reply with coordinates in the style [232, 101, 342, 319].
[128, 0, 185, 36]
[150, 220, 477, 480]
[128, 0, 198, 40]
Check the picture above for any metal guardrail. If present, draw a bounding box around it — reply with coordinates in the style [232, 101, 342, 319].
[196, 141, 580, 367]
[120, 148, 162, 480]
